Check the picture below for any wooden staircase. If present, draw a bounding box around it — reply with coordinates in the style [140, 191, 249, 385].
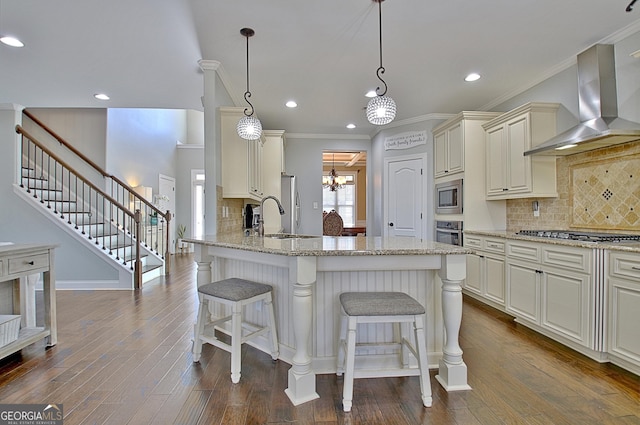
[14, 111, 170, 289]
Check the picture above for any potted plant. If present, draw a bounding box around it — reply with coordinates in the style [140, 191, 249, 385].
[176, 224, 187, 253]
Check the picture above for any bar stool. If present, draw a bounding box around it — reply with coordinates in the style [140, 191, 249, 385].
[336, 292, 432, 412]
[192, 277, 279, 384]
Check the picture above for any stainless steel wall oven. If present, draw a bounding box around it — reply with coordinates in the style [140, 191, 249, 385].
[436, 220, 463, 246]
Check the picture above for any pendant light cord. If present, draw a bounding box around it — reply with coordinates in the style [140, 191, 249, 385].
[375, 0, 388, 97]
[243, 30, 255, 117]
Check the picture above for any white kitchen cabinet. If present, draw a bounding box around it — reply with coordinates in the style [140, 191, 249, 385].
[607, 251, 640, 374]
[433, 112, 500, 179]
[505, 240, 601, 355]
[464, 234, 506, 310]
[484, 103, 559, 199]
[434, 120, 463, 177]
[432, 112, 506, 230]
[220, 107, 264, 202]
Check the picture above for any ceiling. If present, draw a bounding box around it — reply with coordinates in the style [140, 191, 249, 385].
[323, 151, 367, 168]
[1, 1, 639, 137]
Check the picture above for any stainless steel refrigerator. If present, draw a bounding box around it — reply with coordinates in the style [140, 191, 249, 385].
[280, 175, 300, 234]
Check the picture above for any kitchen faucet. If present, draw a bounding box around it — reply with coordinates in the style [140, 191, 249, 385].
[257, 195, 285, 236]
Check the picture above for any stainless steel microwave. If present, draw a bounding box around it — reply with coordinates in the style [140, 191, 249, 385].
[435, 179, 463, 215]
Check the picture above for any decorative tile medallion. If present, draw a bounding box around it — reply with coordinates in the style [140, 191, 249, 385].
[570, 154, 640, 230]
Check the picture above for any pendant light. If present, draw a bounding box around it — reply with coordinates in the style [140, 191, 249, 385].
[366, 0, 396, 126]
[237, 27, 263, 141]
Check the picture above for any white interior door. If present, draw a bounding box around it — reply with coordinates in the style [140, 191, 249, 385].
[159, 174, 176, 253]
[385, 155, 424, 238]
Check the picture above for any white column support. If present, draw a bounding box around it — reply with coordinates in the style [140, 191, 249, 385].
[436, 253, 471, 391]
[285, 256, 320, 405]
[198, 60, 220, 237]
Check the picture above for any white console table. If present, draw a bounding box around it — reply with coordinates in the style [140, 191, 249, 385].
[0, 243, 57, 360]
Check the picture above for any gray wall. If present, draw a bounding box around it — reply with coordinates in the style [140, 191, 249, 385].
[284, 136, 371, 236]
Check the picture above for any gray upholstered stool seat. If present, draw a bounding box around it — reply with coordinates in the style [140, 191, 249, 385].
[337, 292, 432, 412]
[192, 278, 279, 384]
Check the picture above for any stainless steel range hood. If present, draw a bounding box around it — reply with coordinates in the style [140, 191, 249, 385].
[524, 44, 640, 156]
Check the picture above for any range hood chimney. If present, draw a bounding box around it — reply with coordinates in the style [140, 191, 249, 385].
[524, 44, 640, 156]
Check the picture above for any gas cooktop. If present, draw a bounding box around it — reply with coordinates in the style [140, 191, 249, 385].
[517, 230, 640, 242]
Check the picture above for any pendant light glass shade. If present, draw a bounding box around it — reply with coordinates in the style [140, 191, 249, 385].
[237, 114, 262, 140]
[237, 27, 262, 141]
[366, 0, 396, 126]
[366, 94, 396, 125]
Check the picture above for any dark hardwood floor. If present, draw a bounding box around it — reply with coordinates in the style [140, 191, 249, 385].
[0, 254, 638, 424]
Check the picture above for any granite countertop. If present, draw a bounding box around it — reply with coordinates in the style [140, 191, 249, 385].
[184, 233, 473, 257]
[464, 230, 640, 253]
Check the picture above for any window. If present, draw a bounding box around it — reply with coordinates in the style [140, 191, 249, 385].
[322, 172, 356, 227]
[192, 170, 205, 240]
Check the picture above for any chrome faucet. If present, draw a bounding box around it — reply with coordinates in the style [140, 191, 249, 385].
[257, 195, 285, 236]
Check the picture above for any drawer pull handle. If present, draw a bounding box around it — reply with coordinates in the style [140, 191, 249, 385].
[632, 266, 640, 271]
[28, 261, 35, 265]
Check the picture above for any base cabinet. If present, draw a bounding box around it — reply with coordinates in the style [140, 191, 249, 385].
[607, 251, 640, 374]
[505, 240, 598, 351]
[464, 235, 505, 310]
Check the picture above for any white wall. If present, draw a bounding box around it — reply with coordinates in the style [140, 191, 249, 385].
[106, 108, 186, 193]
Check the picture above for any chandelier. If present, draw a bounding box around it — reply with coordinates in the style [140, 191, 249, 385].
[366, 0, 396, 125]
[237, 27, 263, 141]
[322, 154, 348, 191]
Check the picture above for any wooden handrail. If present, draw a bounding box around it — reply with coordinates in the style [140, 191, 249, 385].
[22, 109, 109, 178]
[16, 125, 135, 218]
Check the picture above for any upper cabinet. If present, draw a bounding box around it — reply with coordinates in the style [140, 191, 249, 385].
[220, 107, 285, 208]
[220, 107, 266, 202]
[434, 120, 463, 177]
[483, 103, 559, 200]
[433, 112, 501, 180]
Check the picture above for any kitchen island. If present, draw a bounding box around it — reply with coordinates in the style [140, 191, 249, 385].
[186, 233, 472, 406]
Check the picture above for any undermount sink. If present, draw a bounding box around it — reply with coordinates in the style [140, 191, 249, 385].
[264, 233, 319, 239]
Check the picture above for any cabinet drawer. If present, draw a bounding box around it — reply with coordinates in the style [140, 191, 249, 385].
[609, 252, 640, 281]
[464, 236, 482, 249]
[542, 246, 591, 273]
[507, 241, 541, 262]
[8, 253, 49, 275]
[484, 238, 505, 254]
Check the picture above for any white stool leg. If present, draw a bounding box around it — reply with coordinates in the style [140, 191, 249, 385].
[192, 295, 207, 362]
[336, 309, 348, 376]
[265, 293, 279, 360]
[413, 315, 432, 407]
[230, 301, 243, 384]
[342, 316, 357, 412]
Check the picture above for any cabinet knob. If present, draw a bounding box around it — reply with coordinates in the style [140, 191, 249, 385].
[389, 222, 394, 227]
[28, 261, 35, 265]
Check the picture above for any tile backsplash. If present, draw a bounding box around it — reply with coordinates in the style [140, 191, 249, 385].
[216, 185, 244, 234]
[507, 141, 640, 233]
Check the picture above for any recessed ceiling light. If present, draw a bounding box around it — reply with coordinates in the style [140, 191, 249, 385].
[0, 36, 24, 47]
[365, 90, 377, 98]
[346, 123, 356, 129]
[94, 93, 110, 101]
[285, 100, 297, 108]
[465, 73, 481, 82]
